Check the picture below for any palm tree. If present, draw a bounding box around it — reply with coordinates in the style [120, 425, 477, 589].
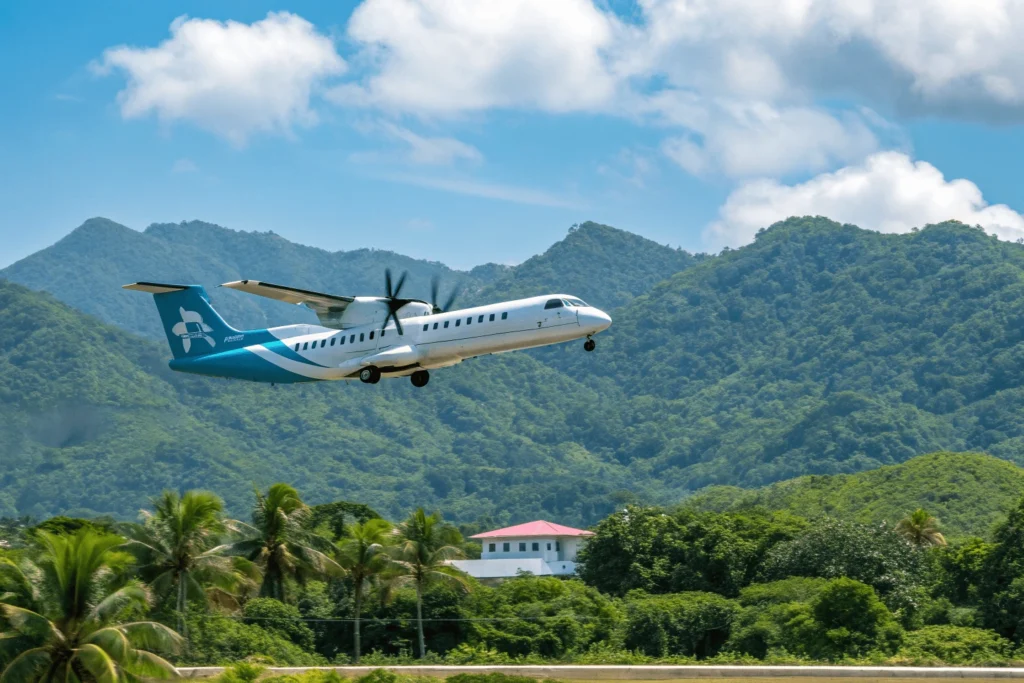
[0, 529, 181, 682]
[897, 508, 947, 547]
[390, 509, 469, 659]
[122, 490, 258, 638]
[336, 518, 392, 663]
[226, 484, 342, 601]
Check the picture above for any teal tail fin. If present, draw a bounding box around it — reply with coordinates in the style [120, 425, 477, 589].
[123, 282, 242, 360]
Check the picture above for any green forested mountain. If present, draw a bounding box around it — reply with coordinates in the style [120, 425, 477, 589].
[6, 216, 1024, 524]
[0, 219, 698, 340]
[685, 452, 1024, 538]
[558, 217, 1024, 489]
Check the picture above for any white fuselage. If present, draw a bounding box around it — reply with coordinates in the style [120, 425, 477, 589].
[258, 294, 611, 381]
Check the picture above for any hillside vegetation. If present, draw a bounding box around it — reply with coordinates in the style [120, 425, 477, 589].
[686, 452, 1024, 538]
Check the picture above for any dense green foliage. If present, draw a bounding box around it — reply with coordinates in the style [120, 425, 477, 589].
[687, 452, 1024, 539]
[6, 486, 1024, 675]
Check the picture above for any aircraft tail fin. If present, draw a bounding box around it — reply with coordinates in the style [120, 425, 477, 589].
[123, 282, 242, 360]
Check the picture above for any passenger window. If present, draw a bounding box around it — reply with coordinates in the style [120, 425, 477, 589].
[501, 312, 508, 320]
[350, 335, 355, 343]
[532, 542, 539, 551]
[369, 331, 374, 340]
[478, 315, 484, 323]
[518, 542, 526, 552]
[321, 339, 326, 348]
[489, 314, 495, 321]
[503, 542, 510, 552]
[455, 319, 460, 327]
[360, 333, 364, 342]
[302, 342, 308, 350]
[544, 299, 564, 309]
[330, 338, 335, 346]
[294, 343, 300, 351]
[423, 324, 428, 331]
[444, 321, 449, 328]
[488, 543, 495, 552]
[433, 322, 439, 330]
[340, 336, 345, 345]
[466, 317, 471, 325]
[380, 330, 385, 337]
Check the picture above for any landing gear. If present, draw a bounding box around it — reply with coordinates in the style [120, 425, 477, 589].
[584, 338, 596, 352]
[359, 366, 381, 384]
[410, 370, 430, 388]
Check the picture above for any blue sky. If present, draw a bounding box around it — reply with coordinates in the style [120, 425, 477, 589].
[3, 0, 1024, 271]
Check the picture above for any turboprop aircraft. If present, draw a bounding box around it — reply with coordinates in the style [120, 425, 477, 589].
[124, 270, 611, 387]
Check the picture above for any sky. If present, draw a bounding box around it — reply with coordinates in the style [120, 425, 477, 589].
[4, 0, 1024, 271]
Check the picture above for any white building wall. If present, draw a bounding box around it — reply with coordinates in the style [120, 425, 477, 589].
[477, 535, 587, 563]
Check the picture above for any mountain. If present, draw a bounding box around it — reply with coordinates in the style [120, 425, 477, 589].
[556, 217, 1024, 490]
[472, 222, 705, 310]
[0, 280, 647, 523]
[685, 452, 1024, 538]
[0, 219, 701, 341]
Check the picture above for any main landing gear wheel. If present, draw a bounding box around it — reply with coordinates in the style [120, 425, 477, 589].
[584, 338, 596, 352]
[410, 370, 430, 388]
[359, 366, 381, 384]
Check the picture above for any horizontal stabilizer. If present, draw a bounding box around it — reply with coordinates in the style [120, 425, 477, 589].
[122, 282, 190, 294]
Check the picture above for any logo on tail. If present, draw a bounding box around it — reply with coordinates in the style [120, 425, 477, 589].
[171, 307, 216, 353]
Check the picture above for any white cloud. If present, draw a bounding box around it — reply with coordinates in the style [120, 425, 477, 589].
[336, 0, 626, 114]
[657, 98, 881, 177]
[707, 151, 1024, 248]
[380, 123, 482, 165]
[95, 12, 345, 145]
[379, 172, 583, 208]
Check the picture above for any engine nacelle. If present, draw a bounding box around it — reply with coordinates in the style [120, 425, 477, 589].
[333, 298, 432, 329]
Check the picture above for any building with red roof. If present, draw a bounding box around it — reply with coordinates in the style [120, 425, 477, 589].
[450, 520, 594, 580]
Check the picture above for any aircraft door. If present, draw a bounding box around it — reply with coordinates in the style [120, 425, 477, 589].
[542, 298, 571, 328]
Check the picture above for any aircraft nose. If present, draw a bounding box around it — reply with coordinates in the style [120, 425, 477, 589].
[581, 308, 612, 332]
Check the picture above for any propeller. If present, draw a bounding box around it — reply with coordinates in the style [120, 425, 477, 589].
[430, 276, 459, 314]
[383, 268, 411, 335]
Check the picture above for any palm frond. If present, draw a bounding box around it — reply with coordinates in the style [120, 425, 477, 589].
[0, 646, 51, 683]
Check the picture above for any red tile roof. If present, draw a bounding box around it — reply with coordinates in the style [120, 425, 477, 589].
[469, 520, 595, 539]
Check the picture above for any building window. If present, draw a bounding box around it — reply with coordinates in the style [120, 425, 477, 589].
[423, 324, 428, 331]
[502, 312, 508, 320]
[555, 541, 560, 551]
[503, 542, 510, 552]
[546, 543, 551, 550]
[489, 313, 495, 321]
[488, 543, 495, 552]
[518, 542, 526, 552]
[444, 321, 449, 328]
[544, 299, 564, 309]
[302, 342, 308, 350]
[532, 542, 539, 551]
[478, 315, 484, 323]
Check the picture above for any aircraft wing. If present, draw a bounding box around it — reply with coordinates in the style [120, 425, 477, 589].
[221, 279, 355, 328]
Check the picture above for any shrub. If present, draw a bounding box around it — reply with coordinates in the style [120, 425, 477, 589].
[621, 591, 739, 658]
[898, 625, 1013, 664]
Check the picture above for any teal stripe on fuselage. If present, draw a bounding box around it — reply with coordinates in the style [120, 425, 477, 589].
[169, 346, 319, 384]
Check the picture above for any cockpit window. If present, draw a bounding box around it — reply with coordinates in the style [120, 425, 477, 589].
[544, 299, 564, 309]
[565, 297, 588, 307]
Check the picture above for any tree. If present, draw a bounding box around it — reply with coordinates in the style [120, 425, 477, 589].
[897, 508, 947, 547]
[336, 518, 392, 662]
[227, 484, 343, 602]
[0, 529, 181, 682]
[390, 509, 469, 658]
[123, 489, 257, 637]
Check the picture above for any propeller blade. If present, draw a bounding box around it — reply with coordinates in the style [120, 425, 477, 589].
[393, 314, 404, 336]
[385, 269, 394, 298]
[430, 276, 440, 308]
[442, 287, 459, 313]
[392, 271, 408, 299]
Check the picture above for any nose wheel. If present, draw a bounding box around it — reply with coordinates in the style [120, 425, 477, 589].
[584, 338, 596, 352]
[410, 370, 430, 388]
[359, 366, 382, 384]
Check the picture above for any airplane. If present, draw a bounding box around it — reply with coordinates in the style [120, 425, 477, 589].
[123, 270, 612, 387]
